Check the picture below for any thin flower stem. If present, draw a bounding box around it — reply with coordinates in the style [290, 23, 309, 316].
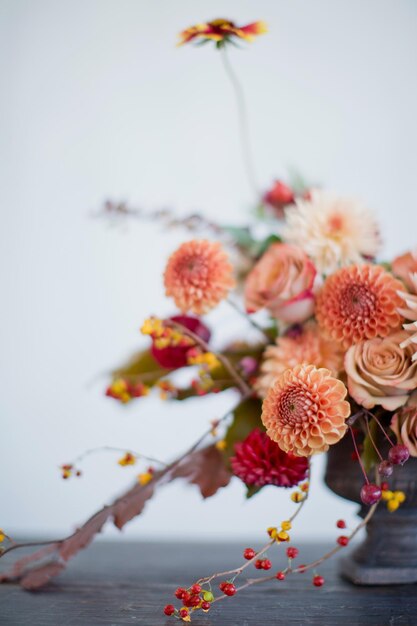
[364, 409, 395, 447]
[167, 320, 252, 396]
[349, 425, 369, 484]
[220, 46, 260, 198]
[364, 417, 383, 462]
[226, 298, 271, 342]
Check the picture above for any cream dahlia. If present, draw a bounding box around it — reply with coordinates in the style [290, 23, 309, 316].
[283, 190, 381, 275]
[164, 240, 235, 314]
[397, 273, 417, 362]
[345, 331, 417, 411]
[256, 322, 343, 397]
[316, 264, 404, 348]
[261, 364, 350, 457]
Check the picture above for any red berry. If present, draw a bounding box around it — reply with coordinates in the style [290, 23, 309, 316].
[164, 604, 175, 616]
[336, 519, 346, 529]
[219, 581, 228, 591]
[255, 559, 263, 569]
[360, 483, 382, 505]
[298, 564, 306, 573]
[388, 445, 410, 466]
[175, 587, 186, 599]
[378, 460, 394, 477]
[223, 583, 237, 597]
[381, 481, 389, 491]
[313, 575, 324, 587]
[262, 559, 272, 570]
[286, 547, 299, 559]
[276, 571, 286, 580]
[190, 584, 202, 595]
[179, 608, 189, 619]
[181, 592, 191, 606]
[201, 601, 211, 611]
[337, 535, 349, 547]
[243, 548, 256, 560]
[188, 595, 201, 607]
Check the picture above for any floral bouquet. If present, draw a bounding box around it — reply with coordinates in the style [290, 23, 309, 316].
[2, 16, 417, 622]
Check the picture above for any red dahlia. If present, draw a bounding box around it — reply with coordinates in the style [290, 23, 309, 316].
[230, 428, 308, 488]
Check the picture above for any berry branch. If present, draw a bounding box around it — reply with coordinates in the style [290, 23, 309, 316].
[167, 319, 253, 396]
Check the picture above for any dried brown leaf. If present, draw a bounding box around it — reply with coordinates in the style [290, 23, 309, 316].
[20, 562, 66, 590]
[172, 445, 231, 498]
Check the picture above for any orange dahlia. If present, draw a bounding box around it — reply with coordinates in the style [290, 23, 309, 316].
[164, 240, 235, 315]
[316, 265, 404, 348]
[261, 364, 350, 457]
[256, 322, 343, 397]
[178, 19, 267, 46]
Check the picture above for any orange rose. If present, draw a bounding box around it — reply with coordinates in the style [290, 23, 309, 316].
[392, 250, 417, 293]
[345, 331, 417, 411]
[244, 243, 316, 323]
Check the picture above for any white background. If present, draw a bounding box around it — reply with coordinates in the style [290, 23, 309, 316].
[1, 0, 417, 543]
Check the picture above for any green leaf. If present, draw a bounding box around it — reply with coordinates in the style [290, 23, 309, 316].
[286, 166, 310, 195]
[252, 234, 282, 258]
[245, 484, 262, 499]
[223, 397, 263, 462]
[112, 349, 169, 387]
[221, 225, 255, 250]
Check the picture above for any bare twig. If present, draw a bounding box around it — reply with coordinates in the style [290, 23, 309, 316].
[167, 320, 252, 396]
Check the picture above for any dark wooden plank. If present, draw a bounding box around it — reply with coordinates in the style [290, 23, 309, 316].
[0, 541, 415, 625]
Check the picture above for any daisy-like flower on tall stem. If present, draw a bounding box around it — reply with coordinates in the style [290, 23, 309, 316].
[178, 18, 267, 47]
[178, 18, 267, 197]
[164, 239, 235, 315]
[256, 322, 343, 398]
[283, 190, 381, 275]
[261, 364, 350, 457]
[316, 264, 404, 348]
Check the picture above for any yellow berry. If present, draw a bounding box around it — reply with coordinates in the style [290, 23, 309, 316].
[381, 490, 394, 501]
[138, 471, 153, 486]
[387, 499, 400, 512]
[281, 520, 292, 531]
[267, 526, 278, 539]
[0, 532, 5, 543]
[215, 440, 226, 451]
[291, 491, 305, 503]
[277, 531, 290, 542]
[393, 491, 406, 504]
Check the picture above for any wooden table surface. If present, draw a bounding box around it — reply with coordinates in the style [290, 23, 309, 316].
[0, 541, 416, 625]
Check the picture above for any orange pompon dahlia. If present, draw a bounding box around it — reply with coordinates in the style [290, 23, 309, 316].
[178, 19, 267, 47]
[256, 322, 343, 398]
[316, 264, 404, 349]
[261, 364, 350, 457]
[164, 240, 235, 315]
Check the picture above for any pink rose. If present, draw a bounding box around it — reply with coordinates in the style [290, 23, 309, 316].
[392, 250, 417, 293]
[391, 392, 417, 457]
[345, 331, 417, 411]
[244, 243, 316, 323]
